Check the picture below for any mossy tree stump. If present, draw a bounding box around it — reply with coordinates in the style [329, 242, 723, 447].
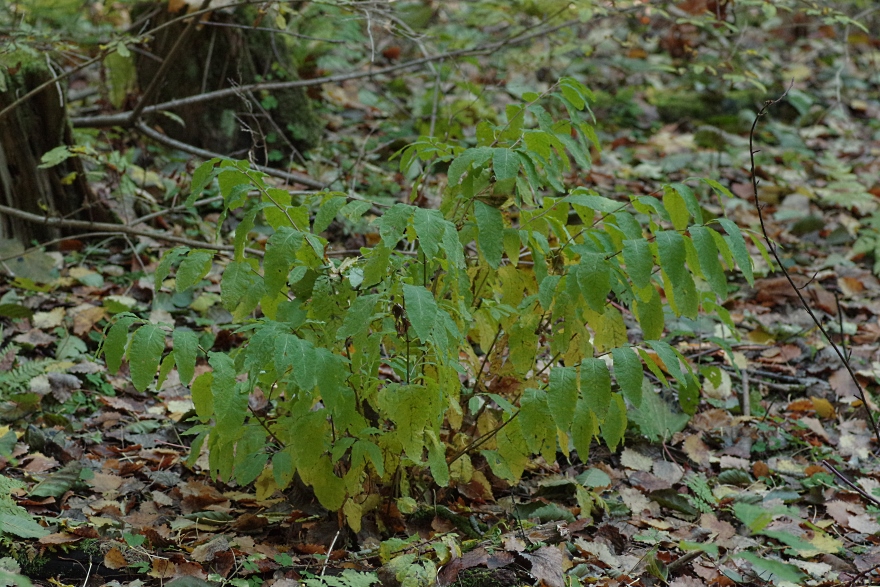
[134, 3, 322, 165]
[0, 52, 94, 245]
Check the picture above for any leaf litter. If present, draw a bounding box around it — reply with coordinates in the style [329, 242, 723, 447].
[2, 4, 880, 587]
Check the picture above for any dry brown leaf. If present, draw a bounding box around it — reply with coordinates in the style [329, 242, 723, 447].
[699, 513, 736, 548]
[849, 514, 880, 535]
[148, 558, 176, 579]
[839, 276, 866, 297]
[690, 409, 733, 432]
[103, 547, 129, 569]
[826, 500, 862, 526]
[752, 461, 769, 478]
[192, 535, 230, 563]
[718, 456, 750, 471]
[801, 417, 831, 442]
[681, 434, 710, 468]
[653, 460, 684, 485]
[829, 368, 860, 399]
[88, 472, 124, 495]
[71, 304, 107, 335]
[38, 532, 82, 545]
[523, 544, 567, 587]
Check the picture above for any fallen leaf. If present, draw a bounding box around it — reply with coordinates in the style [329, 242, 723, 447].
[682, 434, 710, 468]
[104, 547, 129, 569]
[849, 514, 880, 535]
[620, 448, 653, 471]
[810, 397, 836, 419]
[523, 545, 567, 587]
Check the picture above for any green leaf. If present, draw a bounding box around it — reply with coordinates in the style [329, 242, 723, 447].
[538, 274, 561, 311]
[655, 230, 697, 318]
[474, 201, 504, 269]
[172, 329, 199, 386]
[493, 415, 531, 482]
[30, 462, 82, 498]
[634, 288, 664, 340]
[191, 372, 213, 422]
[689, 226, 727, 299]
[701, 178, 736, 200]
[188, 158, 220, 205]
[275, 334, 316, 390]
[313, 196, 347, 233]
[340, 200, 372, 223]
[576, 252, 610, 312]
[581, 358, 611, 420]
[0, 513, 49, 538]
[362, 244, 391, 289]
[155, 246, 189, 289]
[103, 314, 137, 374]
[129, 324, 166, 392]
[210, 352, 247, 435]
[716, 218, 753, 285]
[611, 347, 643, 407]
[176, 250, 214, 292]
[352, 440, 384, 477]
[628, 384, 689, 442]
[519, 389, 555, 463]
[493, 148, 519, 182]
[621, 239, 652, 290]
[448, 147, 493, 186]
[736, 552, 806, 585]
[425, 430, 450, 487]
[308, 456, 346, 511]
[647, 340, 685, 383]
[576, 468, 610, 488]
[221, 260, 256, 310]
[337, 294, 381, 340]
[570, 400, 597, 459]
[662, 186, 689, 231]
[547, 367, 578, 431]
[413, 208, 446, 259]
[565, 191, 621, 214]
[601, 393, 627, 451]
[156, 352, 175, 390]
[670, 183, 702, 225]
[378, 204, 413, 248]
[402, 284, 438, 343]
[38, 145, 72, 169]
[264, 227, 304, 298]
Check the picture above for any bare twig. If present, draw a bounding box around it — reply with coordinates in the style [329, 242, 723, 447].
[749, 87, 880, 444]
[134, 122, 325, 189]
[822, 459, 880, 508]
[0, 203, 263, 257]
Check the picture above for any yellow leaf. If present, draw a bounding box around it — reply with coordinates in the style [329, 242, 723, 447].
[810, 396, 836, 419]
[808, 531, 843, 555]
[255, 467, 278, 502]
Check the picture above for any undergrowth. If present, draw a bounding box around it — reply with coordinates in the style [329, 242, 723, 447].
[102, 77, 760, 530]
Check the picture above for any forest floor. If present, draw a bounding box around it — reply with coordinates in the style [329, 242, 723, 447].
[3, 4, 880, 587]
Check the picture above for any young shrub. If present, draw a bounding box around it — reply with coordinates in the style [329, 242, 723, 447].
[102, 77, 755, 530]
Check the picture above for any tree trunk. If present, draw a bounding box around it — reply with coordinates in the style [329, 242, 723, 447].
[133, 3, 323, 166]
[0, 52, 95, 245]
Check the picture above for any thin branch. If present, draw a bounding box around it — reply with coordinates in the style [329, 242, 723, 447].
[0, 203, 263, 257]
[749, 87, 880, 444]
[134, 122, 325, 189]
[822, 460, 880, 508]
